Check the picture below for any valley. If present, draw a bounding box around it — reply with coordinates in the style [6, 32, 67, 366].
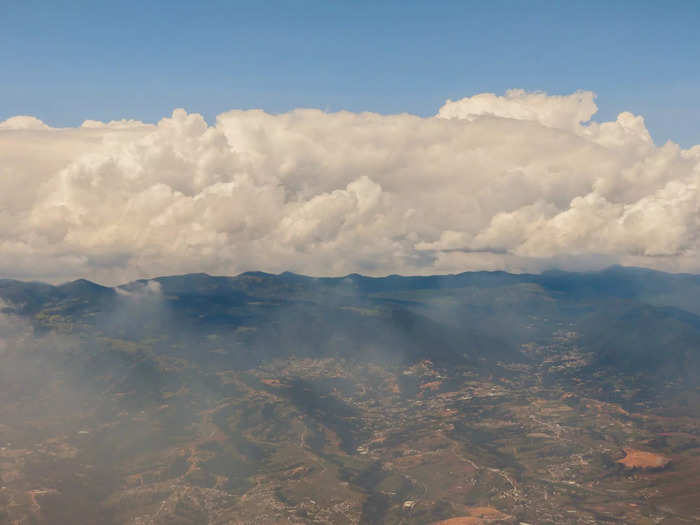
[0, 267, 699, 524]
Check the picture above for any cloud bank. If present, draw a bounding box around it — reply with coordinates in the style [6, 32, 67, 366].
[2, 89, 700, 283]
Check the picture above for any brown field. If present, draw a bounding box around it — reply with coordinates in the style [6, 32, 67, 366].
[617, 448, 670, 469]
[431, 506, 510, 524]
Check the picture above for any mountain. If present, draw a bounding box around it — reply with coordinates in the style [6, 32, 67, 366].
[0, 267, 699, 524]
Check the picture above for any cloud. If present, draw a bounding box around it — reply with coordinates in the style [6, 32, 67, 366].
[0, 115, 51, 130]
[437, 89, 599, 134]
[1, 91, 700, 283]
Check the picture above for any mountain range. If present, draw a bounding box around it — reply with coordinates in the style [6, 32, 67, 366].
[0, 266, 698, 524]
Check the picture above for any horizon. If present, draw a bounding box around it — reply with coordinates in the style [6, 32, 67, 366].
[2, 263, 691, 288]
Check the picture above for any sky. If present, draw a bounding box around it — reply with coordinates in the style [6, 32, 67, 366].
[2, 1, 700, 146]
[2, 1, 700, 283]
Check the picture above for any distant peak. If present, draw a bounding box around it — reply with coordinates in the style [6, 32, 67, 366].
[59, 278, 109, 289]
[239, 271, 276, 278]
[57, 278, 114, 295]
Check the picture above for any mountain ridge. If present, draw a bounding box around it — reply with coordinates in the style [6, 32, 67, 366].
[2, 264, 693, 295]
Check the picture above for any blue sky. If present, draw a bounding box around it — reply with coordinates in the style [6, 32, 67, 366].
[2, 0, 699, 146]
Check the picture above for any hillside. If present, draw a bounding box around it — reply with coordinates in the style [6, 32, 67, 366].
[0, 267, 699, 524]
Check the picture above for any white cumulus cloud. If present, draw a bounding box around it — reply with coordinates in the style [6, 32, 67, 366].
[1, 90, 699, 284]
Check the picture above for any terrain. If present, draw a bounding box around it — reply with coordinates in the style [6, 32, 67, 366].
[0, 266, 699, 524]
